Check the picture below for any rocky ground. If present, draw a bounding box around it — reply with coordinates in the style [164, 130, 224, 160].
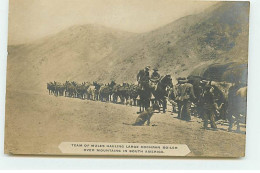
[4, 89, 246, 157]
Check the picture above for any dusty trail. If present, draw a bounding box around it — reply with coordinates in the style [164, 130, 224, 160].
[5, 89, 245, 157]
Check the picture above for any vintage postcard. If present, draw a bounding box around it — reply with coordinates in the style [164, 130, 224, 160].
[5, 0, 249, 157]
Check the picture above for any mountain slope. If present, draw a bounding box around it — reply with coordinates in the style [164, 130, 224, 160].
[6, 1, 250, 91]
[87, 1, 249, 83]
[7, 24, 135, 91]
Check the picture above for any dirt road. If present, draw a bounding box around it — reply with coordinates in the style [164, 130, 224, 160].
[4, 90, 246, 157]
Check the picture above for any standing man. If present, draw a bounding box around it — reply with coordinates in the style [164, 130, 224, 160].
[227, 81, 245, 132]
[137, 66, 150, 89]
[175, 77, 196, 121]
[168, 84, 178, 114]
[200, 82, 217, 130]
[175, 77, 185, 119]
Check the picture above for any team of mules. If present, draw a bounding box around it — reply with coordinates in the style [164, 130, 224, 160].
[47, 75, 173, 112]
[47, 75, 247, 132]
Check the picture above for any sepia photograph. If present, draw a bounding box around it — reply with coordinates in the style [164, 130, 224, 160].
[4, 0, 249, 157]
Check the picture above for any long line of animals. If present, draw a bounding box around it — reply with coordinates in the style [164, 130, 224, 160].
[47, 75, 247, 132]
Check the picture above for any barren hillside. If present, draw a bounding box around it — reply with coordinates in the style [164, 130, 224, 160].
[6, 1, 249, 91]
[7, 24, 135, 91]
[90, 1, 249, 83]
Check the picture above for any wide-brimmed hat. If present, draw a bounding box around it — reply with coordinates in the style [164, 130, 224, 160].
[177, 77, 186, 81]
[200, 80, 208, 84]
[178, 79, 188, 84]
[145, 66, 151, 70]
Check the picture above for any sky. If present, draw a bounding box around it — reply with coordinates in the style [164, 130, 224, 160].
[8, 0, 217, 45]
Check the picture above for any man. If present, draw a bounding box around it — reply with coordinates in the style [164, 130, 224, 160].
[150, 68, 161, 82]
[196, 80, 208, 119]
[175, 77, 196, 121]
[200, 82, 217, 130]
[175, 77, 185, 119]
[150, 67, 161, 90]
[168, 85, 178, 114]
[137, 66, 150, 89]
[227, 81, 246, 132]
